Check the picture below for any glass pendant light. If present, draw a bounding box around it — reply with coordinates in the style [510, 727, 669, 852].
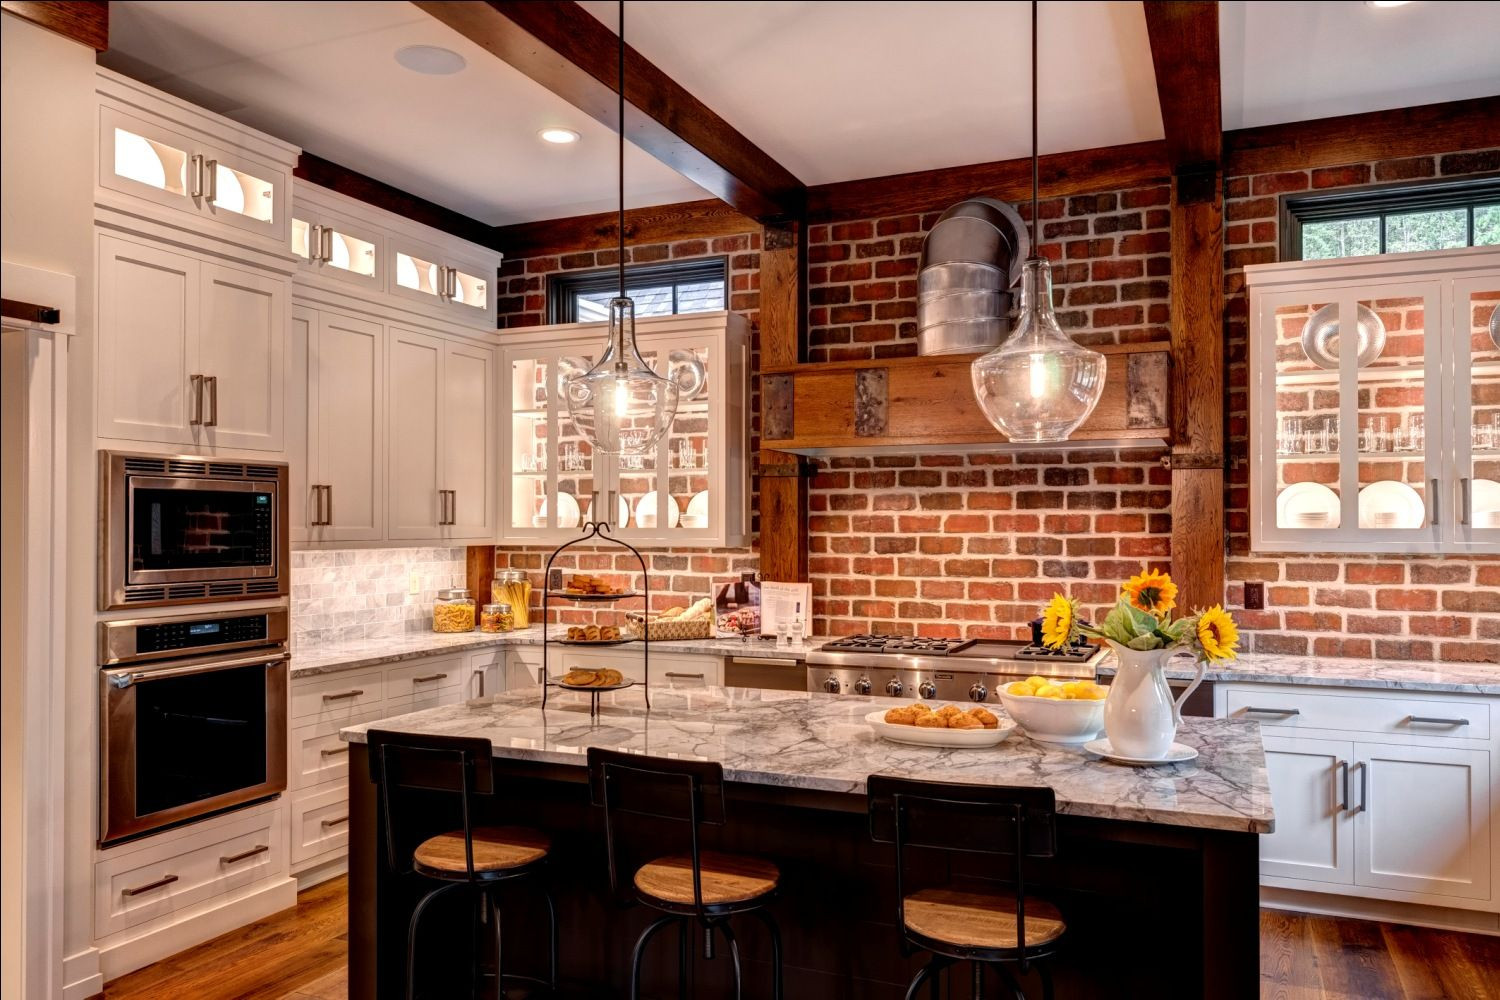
[970, 1, 1105, 443]
[564, 1, 702, 456]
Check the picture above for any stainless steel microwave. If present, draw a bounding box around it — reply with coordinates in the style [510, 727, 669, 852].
[99, 451, 289, 610]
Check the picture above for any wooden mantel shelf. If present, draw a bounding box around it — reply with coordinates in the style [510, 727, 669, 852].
[761, 341, 1171, 457]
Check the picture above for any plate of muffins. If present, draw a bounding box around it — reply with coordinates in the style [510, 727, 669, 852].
[865, 702, 1017, 748]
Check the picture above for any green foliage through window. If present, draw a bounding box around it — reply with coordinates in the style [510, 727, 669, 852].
[1288, 180, 1500, 261]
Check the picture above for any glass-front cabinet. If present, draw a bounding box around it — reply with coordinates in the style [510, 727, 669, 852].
[1249, 247, 1500, 553]
[499, 312, 749, 547]
[291, 209, 382, 290]
[388, 236, 491, 322]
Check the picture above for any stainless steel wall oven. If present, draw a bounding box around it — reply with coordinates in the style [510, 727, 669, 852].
[99, 450, 288, 610]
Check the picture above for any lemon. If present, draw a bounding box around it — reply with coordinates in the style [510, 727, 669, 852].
[1024, 675, 1048, 688]
[1035, 684, 1062, 699]
[1006, 681, 1032, 696]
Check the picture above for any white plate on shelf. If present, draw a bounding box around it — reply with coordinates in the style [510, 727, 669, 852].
[1357, 480, 1425, 530]
[1470, 479, 1500, 528]
[535, 492, 581, 529]
[1083, 738, 1198, 766]
[687, 490, 710, 521]
[1276, 482, 1341, 530]
[865, 710, 1016, 748]
[634, 491, 680, 530]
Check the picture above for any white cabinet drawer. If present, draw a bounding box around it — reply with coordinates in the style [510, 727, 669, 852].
[653, 652, 724, 687]
[291, 709, 382, 790]
[383, 655, 463, 702]
[1223, 687, 1490, 740]
[290, 785, 350, 865]
[95, 810, 283, 937]
[466, 648, 505, 699]
[291, 668, 383, 722]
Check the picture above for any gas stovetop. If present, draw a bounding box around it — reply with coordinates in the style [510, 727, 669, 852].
[811, 634, 1097, 663]
[816, 634, 976, 656]
[807, 635, 1104, 702]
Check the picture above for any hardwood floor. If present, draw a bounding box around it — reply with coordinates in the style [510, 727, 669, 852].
[101, 877, 1500, 999]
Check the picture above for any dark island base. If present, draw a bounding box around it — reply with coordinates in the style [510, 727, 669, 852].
[347, 745, 1258, 999]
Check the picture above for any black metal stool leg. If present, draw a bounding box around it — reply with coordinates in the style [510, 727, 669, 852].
[543, 885, 559, 991]
[905, 955, 947, 1000]
[1038, 960, 1055, 1000]
[973, 960, 983, 1000]
[406, 883, 463, 1000]
[719, 920, 743, 1000]
[677, 919, 690, 1000]
[993, 961, 1027, 1000]
[749, 908, 783, 1000]
[489, 889, 504, 1000]
[630, 915, 680, 1000]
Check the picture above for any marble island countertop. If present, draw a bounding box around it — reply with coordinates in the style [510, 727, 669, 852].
[290, 626, 815, 678]
[1098, 650, 1500, 696]
[341, 686, 1274, 834]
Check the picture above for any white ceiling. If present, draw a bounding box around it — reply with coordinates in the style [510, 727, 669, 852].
[1220, 1, 1500, 131]
[102, 1, 710, 226]
[579, 0, 1166, 185]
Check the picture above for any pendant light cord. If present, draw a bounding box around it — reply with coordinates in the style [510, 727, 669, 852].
[617, 0, 626, 300]
[1030, 0, 1039, 259]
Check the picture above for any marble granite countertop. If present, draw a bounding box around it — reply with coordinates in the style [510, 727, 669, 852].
[1097, 650, 1500, 696]
[341, 686, 1274, 834]
[291, 627, 816, 678]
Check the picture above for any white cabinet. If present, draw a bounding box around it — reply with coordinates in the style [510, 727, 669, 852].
[304, 307, 385, 542]
[388, 234, 492, 323]
[1247, 246, 1500, 553]
[292, 209, 383, 292]
[499, 311, 750, 547]
[387, 329, 498, 543]
[97, 233, 287, 452]
[1219, 682, 1496, 911]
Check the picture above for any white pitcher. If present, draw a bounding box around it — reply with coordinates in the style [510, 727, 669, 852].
[1101, 641, 1206, 759]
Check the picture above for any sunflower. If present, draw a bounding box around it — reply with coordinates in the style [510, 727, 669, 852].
[1195, 605, 1240, 663]
[1122, 568, 1178, 617]
[1041, 594, 1080, 648]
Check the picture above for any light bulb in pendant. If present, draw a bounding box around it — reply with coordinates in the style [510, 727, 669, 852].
[1028, 353, 1046, 400]
[613, 375, 630, 418]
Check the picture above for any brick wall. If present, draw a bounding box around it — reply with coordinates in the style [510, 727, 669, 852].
[1223, 147, 1500, 663]
[494, 233, 763, 618]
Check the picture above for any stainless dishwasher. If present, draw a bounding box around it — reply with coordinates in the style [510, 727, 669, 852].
[724, 655, 807, 691]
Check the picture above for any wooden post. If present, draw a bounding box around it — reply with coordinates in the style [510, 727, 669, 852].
[757, 223, 808, 583]
[465, 545, 496, 608]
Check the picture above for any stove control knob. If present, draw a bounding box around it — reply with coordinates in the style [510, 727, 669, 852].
[968, 682, 988, 703]
[917, 680, 937, 700]
[885, 678, 905, 697]
[823, 675, 842, 694]
[854, 676, 873, 696]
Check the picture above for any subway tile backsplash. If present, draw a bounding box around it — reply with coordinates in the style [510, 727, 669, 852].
[290, 547, 468, 646]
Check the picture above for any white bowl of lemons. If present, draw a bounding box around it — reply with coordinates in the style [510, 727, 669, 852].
[998, 676, 1108, 744]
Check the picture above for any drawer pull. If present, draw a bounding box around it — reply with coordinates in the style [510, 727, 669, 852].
[1336, 760, 1349, 812]
[731, 657, 800, 667]
[412, 673, 448, 683]
[665, 672, 705, 680]
[322, 689, 364, 702]
[1355, 761, 1369, 814]
[1406, 715, 1469, 727]
[1243, 706, 1299, 718]
[320, 745, 350, 758]
[320, 815, 348, 829]
[220, 844, 270, 866]
[122, 874, 178, 897]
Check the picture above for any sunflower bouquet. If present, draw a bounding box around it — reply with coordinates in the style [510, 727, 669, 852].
[1040, 568, 1240, 664]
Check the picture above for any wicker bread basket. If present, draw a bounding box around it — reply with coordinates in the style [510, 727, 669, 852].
[625, 611, 712, 641]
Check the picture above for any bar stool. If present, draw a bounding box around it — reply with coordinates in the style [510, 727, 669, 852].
[367, 729, 558, 1000]
[586, 747, 783, 1000]
[867, 776, 1065, 1000]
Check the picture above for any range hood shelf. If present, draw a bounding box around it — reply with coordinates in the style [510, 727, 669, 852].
[761, 341, 1170, 458]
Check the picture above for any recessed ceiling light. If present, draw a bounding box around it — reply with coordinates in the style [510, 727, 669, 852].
[1366, 1, 1412, 7]
[394, 45, 466, 75]
[539, 128, 581, 145]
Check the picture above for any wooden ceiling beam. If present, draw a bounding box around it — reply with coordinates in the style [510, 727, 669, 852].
[1, 0, 107, 50]
[1142, 1, 1222, 175]
[496, 198, 755, 259]
[415, 0, 805, 224]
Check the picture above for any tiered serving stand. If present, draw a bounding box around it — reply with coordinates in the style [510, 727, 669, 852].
[540, 521, 649, 717]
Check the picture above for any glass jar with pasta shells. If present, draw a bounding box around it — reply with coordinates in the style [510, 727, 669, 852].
[480, 602, 514, 633]
[432, 588, 476, 633]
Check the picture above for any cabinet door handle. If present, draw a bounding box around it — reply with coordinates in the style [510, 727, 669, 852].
[1336, 759, 1349, 812]
[310, 485, 323, 526]
[322, 689, 363, 702]
[189, 374, 205, 425]
[1406, 715, 1469, 727]
[310, 224, 324, 262]
[665, 672, 705, 680]
[122, 873, 178, 897]
[320, 744, 349, 758]
[220, 844, 269, 866]
[190, 154, 204, 198]
[446, 266, 457, 298]
[205, 375, 218, 427]
[1460, 477, 1471, 527]
[325, 484, 333, 525]
[321, 224, 333, 263]
[204, 159, 219, 203]
[1242, 706, 1299, 718]
[473, 667, 485, 698]
[1354, 761, 1368, 814]
[412, 673, 448, 683]
[1430, 479, 1440, 525]
[320, 815, 348, 829]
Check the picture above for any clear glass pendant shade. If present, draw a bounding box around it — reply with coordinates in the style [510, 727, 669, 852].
[563, 297, 705, 456]
[970, 257, 1106, 442]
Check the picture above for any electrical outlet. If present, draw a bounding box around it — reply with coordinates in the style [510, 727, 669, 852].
[1243, 582, 1265, 610]
[409, 572, 421, 595]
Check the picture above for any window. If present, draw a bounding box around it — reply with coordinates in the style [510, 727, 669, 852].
[548, 258, 728, 323]
[1285, 178, 1500, 261]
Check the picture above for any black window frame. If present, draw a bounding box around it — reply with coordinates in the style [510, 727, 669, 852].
[1281, 176, 1500, 261]
[547, 257, 729, 323]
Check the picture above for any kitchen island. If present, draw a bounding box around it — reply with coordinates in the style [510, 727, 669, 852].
[341, 686, 1273, 999]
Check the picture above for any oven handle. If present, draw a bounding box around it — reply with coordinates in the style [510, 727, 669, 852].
[105, 651, 290, 688]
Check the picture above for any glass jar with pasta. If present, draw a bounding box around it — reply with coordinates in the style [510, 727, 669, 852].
[491, 569, 533, 629]
[432, 588, 476, 633]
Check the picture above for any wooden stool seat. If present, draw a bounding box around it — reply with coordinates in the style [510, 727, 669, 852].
[413, 825, 549, 876]
[633, 850, 779, 906]
[903, 887, 1066, 951]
